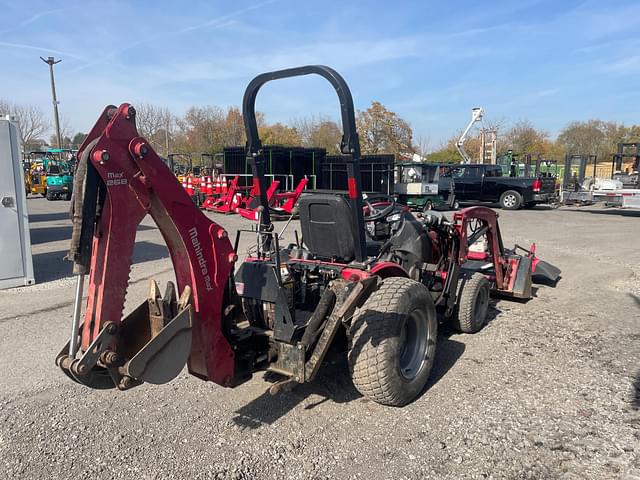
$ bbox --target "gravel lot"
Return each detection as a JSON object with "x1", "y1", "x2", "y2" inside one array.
[{"x1": 1, "y1": 197, "x2": 639, "y2": 479}]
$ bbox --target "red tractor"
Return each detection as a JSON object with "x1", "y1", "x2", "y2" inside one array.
[{"x1": 58, "y1": 66, "x2": 560, "y2": 406}]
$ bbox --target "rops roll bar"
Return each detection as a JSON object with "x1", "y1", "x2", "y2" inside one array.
[{"x1": 241, "y1": 65, "x2": 366, "y2": 261}]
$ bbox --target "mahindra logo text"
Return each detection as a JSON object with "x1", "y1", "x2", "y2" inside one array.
[{"x1": 188, "y1": 227, "x2": 213, "y2": 291}]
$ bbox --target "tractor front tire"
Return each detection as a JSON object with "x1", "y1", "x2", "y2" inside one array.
[
  {"x1": 452, "y1": 273, "x2": 490, "y2": 333},
  {"x1": 500, "y1": 190, "x2": 523, "y2": 210},
  {"x1": 348, "y1": 277, "x2": 437, "y2": 407},
  {"x1": 46, "y1": 191, "x2": 54, "y2": 201}
]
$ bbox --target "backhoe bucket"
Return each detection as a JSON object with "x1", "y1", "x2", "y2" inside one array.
[
  {"x1": 119, "y1": 281, "x2": 193, "y2": 385},
  {"x1": 57, "y1": 281, "x2": 193, "y2": 390}
]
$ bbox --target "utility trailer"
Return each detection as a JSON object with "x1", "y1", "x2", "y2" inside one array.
[{"x1": 560, "y1": 153, "x2": 640, "y2": 208}]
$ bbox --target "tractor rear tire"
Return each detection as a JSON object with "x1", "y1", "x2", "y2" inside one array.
[
  {"x1": 452, "y1": 273, "x2": 490, "y2": 333},
  {"x1": 500, "y1": 190, "x2": 523, "y2": 210},
  {"x1": 348, "y1": 277, "x2": 437, "y2": 407}
]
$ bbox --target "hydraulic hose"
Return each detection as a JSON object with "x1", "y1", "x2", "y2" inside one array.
[
  {"x1": 301, "y1": 288, "x2": 336, "y2": 349},
  {"x1": 68, "y1": 140, "x2": 96, "y2": 266}
]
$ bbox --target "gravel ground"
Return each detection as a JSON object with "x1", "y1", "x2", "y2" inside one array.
[{"x1": 1, "y1": 198, "x2": 639, "y2": 479}]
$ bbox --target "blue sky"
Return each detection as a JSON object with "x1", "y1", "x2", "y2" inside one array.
[{"x1": 1, "y1": 0, "x2": 639, "y2": 149}]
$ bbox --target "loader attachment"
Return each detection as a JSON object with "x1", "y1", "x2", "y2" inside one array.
[
  {"x1": 513, "y1": 243, "x2": 561, "y2": 285},
  {"x1": 57, "y1": 104, "x2": 239, "y2": 390},
  {"x1": 532, "y1": 259, "x2": 561, "y2": 285},
  {"x1": 453, "y1": 207, "x2": 561, "y2": 300}
]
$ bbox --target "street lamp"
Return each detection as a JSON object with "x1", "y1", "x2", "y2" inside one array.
[{"x1": 40, "y1": 56, "x2": 62, "y2": 149}]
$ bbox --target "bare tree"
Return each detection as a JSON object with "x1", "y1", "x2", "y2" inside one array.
[
  {"x1": 501, "y1": 119, "x2": 549, "y2": 155},
  {"x1": 49, "y1": 115, "x2": 74, "y2": 148},
  {"x1": 178, "y1": 105, "x2": 226, "y2": 153},
  {"x1": 292, "y1": 115, "x2": 342, "y2": 153},
  {"x1": 0, "y1": 99, "x2": 50, "y2": 150},
  {"x1": 414, "y1": 133, "x2": 431, "y2": 158},
  {"x1": 556, "y1": 119, "x2": 640, "y2": 162},
  {"x1": 135, "y1": 103, "x2": 176, "y2": 156}
]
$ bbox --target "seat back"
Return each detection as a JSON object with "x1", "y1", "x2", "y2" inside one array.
[{"x1": 298, "y1": 193, "x2": 357, "y2": 262}]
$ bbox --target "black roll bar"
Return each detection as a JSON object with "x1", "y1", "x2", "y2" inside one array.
[{"x1": 241, "y1": 65, "x2": 366, "y2": 261}]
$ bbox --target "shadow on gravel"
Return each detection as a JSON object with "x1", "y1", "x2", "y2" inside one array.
[
  {"x1": 425, "y1": 336, "x2": 466, "y2": 390},
  {"x1": 232, "y1": 359, "x2": 360, "y2": 429},
  {"x1": 630, "y1": 293, "x2": 640, "y2": 309},
  {"x1": 458, "y1": 202, "x2": 556, "y2": 211},
  {"x1": 30, "y1": 224, "x2": 155, "y2": 245},
  {"x1": 28, "y1": 211, "x2": 71, "y2": 223},
  {"x1": 32, "y1": 240, "x2": 170, "y2": 282},
  {"x1": 232, "y1": 322, "x2": 471, "y2": 428},
  {"x1": 568, "y1": 208, "x2": 640, "y2": 218},
  {"x1": 633, "y1": 371, "x2": 640, "y2": 410}
]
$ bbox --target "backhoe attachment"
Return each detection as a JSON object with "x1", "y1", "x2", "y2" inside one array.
[{"x1": 56, "y1": 104, "x2": 238, "y2": 390}]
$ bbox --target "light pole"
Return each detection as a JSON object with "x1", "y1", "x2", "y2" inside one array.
[{"x1": 40, "y1": 56, "x2": 62, "y2": 149}]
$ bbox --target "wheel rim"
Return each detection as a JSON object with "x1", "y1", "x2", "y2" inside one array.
[
  {"x1": 474, "y1": 287, "x2": 489, "y2": 324},
  {"x1": 399, "y1": 309, "x2": 431, "y2": 380},
  {"x1": 503, "y1": 194, "x2": 517, "y2": 207}
]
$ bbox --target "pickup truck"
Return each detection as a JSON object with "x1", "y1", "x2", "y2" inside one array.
[{"x1": 442, "y1": 164, "x2": 556, "y2": 210}]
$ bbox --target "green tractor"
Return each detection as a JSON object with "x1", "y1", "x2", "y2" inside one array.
[
  {"x1": 45, "y1": 163, "x2": 73, "y2": 200},
  {"x1": 44, "y1": 149, "x2": 75, "y2": 201}
]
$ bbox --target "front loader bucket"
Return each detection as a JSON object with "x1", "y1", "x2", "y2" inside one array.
[{"x1": 532, "y1": 259, "x2": 561, "y2": 285}]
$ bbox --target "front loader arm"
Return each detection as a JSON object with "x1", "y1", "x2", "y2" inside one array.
[{"x1": 58, "y1": 104, "x2": 239, "y2": 389}]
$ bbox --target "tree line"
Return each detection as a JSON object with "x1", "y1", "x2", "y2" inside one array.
[
  {"x1": 2, "y1": 97, "x2": 638, "y2": 164},
  {"x1": 428, "y1": 118, "x2": 640, "y2": 164}
]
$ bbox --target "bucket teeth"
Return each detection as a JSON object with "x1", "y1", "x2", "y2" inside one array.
[
  {"x1": 178, "y1": 285, "x2": 192, "y2": 311},
  {"x1": 163, "y1": 282, "x2": 177, "y2": 319},
  {"x1": 148, "y1": 280, "x2": 162, "y2": 317}
]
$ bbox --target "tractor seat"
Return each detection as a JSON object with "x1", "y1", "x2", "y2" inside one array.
[{"x1": 298, "y1": 193, "x2": 358, "y2": 262}]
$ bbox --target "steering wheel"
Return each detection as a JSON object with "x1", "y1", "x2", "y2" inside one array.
[{"x1": 363, "y1": 194, "x2": 397, "y2": 222}]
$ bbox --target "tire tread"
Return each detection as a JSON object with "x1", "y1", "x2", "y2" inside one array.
[{"x1": 348, "y1": 277, "x2": 435, "y2": 406}]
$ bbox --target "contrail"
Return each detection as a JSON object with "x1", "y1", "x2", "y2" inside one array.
[
  {"x1": 0, "y1": 40, "x2": 83, "y2": 60},
  {"x1": 71, "y1": 0, "x2": 277, "y2": 72},
  {"x1": 0, "y1": 8, "x2": 65, "y2": 36}
]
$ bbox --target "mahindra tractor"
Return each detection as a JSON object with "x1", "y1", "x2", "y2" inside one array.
[{"x1": 57, "y1": 66, "x2": 560, "y2": 406}]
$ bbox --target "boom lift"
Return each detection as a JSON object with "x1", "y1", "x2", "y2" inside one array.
[
  {"x1": 456, "y1": 107, "x2": 484, "y2": 164},
  {"x1": 56, "y1": 66, "x2": 559, "y2": 406}
]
